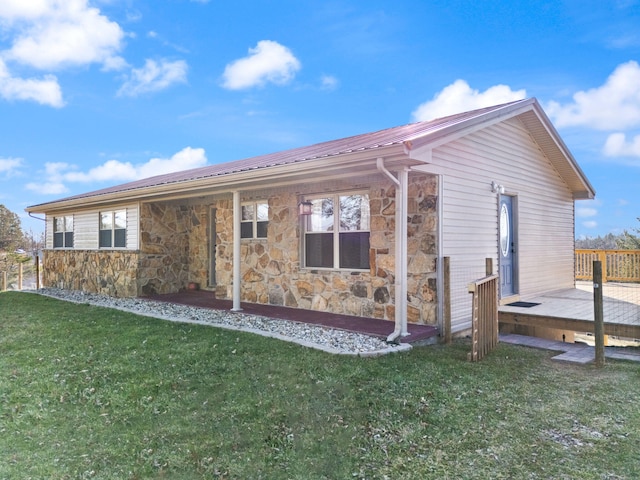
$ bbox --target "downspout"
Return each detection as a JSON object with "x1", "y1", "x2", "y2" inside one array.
[
  {"x1": 436, "y1": 174, "x2": 445, "y2": 336},
  {"x1": 231, "y1": 190, "x2": 242, "y2": 311},
  {"x1": 376, "y1": 158, "x2": 409, "y2": 343}
]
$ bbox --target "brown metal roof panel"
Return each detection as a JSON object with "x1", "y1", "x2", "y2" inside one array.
[{"x1": 26, "y1": 100, "x2": 532, "y2": 210}]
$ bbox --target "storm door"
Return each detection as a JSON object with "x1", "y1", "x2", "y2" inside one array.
[{"x1": 499, "y1": 195, "x2": 517, "y2": 297}]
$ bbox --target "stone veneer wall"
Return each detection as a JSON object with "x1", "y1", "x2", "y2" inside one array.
[
  {"x1": 43, "y1": 250, "x2": 139, "y2": 297},
  {"x1": 138, "y1": 202, "x2": 209, "y2": 295},
  {"x1": 41, "y1": 173, "x2": 438, "y2": 323},
  {"x1": 215, "y1": 173, "x2": 438, "y2": 324}
]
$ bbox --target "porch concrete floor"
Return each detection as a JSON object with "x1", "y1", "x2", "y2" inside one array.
[{"x1": 145, "y1": 290, "x2": 439, "y2": 345}]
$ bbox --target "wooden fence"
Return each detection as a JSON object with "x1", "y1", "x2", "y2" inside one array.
[
  {"x1": 0, "y1": 256, "x2": 41, "y2": 291},
  {"x1": 575, "y1": 250, "x2": 640, "y2": 283},
  {"x1": 1, "y1": 263, "x2": 24, "y2": 291},
  {"x1": 467, "y1": 273, "x2": 499, "y2": 362}
]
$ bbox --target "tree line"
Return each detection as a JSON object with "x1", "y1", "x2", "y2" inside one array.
[{"x1": 576, "y1": 219, "x2": 640, "y2": 250}]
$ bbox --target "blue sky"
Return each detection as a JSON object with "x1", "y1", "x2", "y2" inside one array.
[{"x1": 1, "y1": 0, "x2": 639, "y2": 239}]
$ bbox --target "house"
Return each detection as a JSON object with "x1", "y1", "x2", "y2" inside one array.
[{"x1": 26, "y1": 98, "x2": 595, "y2": 338}]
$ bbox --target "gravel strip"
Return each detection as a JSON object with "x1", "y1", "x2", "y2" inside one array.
[{"x1": 30, "y1": 288, "x2": 409, "y2": 356}]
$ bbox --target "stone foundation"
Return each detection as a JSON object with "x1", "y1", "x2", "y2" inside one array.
[{"x1": 43, "y1": 249, "x2": 138, "y2": 297}]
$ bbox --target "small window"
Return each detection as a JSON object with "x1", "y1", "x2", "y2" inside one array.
[
  {"x1": 53, "y1": 216, "x2": 74, "y2": 248},
  {"x1": 241, "y1": 202, "x2": 268, "y2": 239},
  {"x1": 304, "y1": 193, "x2": 370, "y2": 270},
  {"x1": 99, "y1": 210, "x2": 127, "y2": 248}
]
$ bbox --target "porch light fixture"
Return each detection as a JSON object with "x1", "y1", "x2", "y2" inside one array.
[
  {"x1": 491, "y1": 181, "x2": 505, "y2": 194},
  {"x1": 298, "y1": 200, "x2": 313, "y2": 216}
]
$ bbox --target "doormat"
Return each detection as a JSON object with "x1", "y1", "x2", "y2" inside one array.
[{"x1": 506, "y1": 301, "x2": 541, "y2": 308}]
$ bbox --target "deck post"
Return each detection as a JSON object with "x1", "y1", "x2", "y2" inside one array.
[
  {"x1": 35, "y1": 255, "x2": 40, "y2": 290},
  {"x1": 485, "y1": 257, "x2": 493, "y2": 276},
  {"x1": 598, "y1": 251, "x2": 607, "y2": 283},
  {"x1": 593, "y1": 260, "x2": 605, "y2": 368},
  {"x1": 443, "y1": 257, "x2": 451, "y2": 344}
]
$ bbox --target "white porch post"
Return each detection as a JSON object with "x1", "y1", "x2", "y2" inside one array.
[
  {"x1": 232, "y1": 190, "x2": 242, "y2": 311},
  {"x1": 396, "y1": 167, "x2": 409, "y2": 337}
]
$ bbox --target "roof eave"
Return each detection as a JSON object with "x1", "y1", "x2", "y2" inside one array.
[{"x1": 26, "y1": 145, "x2": 416, "y2": 214}]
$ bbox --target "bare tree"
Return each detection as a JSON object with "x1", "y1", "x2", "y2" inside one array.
[{"x1": 0, "y1": 204, "x2": 24, "y2": 252}]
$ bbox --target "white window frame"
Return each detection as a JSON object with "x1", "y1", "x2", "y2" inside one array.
[
  {"x1": 240, "y1": 201, "x2": 269, "y2": 239},
  {"x1": 99, "y1": 210, "x2": 127, "y2": 249},
  {"x1": 53, "y1": 215, "x2": 74, "y2": 249},
  {"x1": 303, "y1": 191, "x2": 370, "y2": 271}
]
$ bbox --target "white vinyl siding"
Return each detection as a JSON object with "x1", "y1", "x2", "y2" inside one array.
[
  {"x1": 415, "y1": 117, "x2": 576, "y2": 333},
  {"x1": 45, "y1": 204, "x2": 139, "y2": 250}
]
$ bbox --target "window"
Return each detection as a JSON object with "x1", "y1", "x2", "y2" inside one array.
[
  {"x1": 304, "y1": 193, "x2": 370, "y2": 270},
  {"x1": 53, "y1": 216, "x2": 74, "y2": 248},
  {"x1": 99, "y1": 210, "x2": 127, "y2": 248},
  {"x1": 241, "y1": 202, "x2": 268, "y2": 239}
]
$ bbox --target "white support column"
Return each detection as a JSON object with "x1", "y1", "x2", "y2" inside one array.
[
  {"x1": 396, "y1": 167, "x2": 409, "y2": 337},
  {"x1": 231, "y1": 190, "x2": 242, "y2": 311}
]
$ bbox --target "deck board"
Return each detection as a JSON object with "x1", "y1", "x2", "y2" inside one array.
[{"x1": 499, "y1": 281, "x2": 640, "y2": 338}]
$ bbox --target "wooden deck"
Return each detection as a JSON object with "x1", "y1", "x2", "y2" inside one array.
[{"x1": 499, "y1": 281, "x2": 640, "y2": 339}]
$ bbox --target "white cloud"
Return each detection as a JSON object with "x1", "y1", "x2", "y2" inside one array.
[
  {"x1": 0, "y1": 1, "x2": 51, "y2": 20},
  {"x1": 582, "y1": 220, "x2": 598, "y2": 229},
  {"x1": 25, "y1": 181, "x2": 69, "y2": 195},
  {"x1": 577, "y1": 207, "x2": 598, "y2": 217},
  {"x1": 65, "y1": 147, "x2": 207, "y2": 183},
  {"x1": 0, "y1": 59, "x2": 64, "y2": 107},
  {"x1": 546, "y1": 61, "x2": 640, "y2": 130},
  {"x1": 221, "y1": 40, "x2": 301, "y2": 90},
  {"x1": 412, "y1": 79, "x2": 526, "y2": 122},
  {"x1": 603, "y1": 132, "x2": 640, "y2": 157},
  {"x1": 320, "y1": 74, "x2": 339, "y2": 91},
  {"x1": 117, "y1": 59, "x2": 188, "y2": 97},
  {"x1": 0, "y1": 0, "x2": 129, "y2": 106},
  {"x1": 1, "y1": 0, "x2": 126, "y2": 71},
  {"x1": 0, "y1": 156, "x2": 23, "y2": 176},
  {"x1": 26, "y1": 148, "x2": 207, "y2": 194}
]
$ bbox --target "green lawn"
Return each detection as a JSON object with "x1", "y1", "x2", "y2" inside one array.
[{"x1": 1, "y1": 291, "x2": 639, "y2": 479}]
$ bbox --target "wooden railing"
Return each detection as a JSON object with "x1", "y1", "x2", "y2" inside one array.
[
  {"x1": 575, "y1": 250, "x2": 640, "y2": 283},
  {"x1": 467, "y1": 273, "x2": 499, "y2": 362}
]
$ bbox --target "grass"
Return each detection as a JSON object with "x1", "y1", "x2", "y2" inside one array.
[{"x1": 1, "y1": 291, "x2": 639, "y2": 479}]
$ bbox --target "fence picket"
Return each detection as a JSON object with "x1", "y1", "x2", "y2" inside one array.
[
  {"x1": 576, "y1": 250, "x2": 640, "y2": 283},
  {"x1": 467, "y1": 273, "x2": 499, "y2": 362}
]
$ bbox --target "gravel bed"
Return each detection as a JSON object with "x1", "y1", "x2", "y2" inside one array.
[{"x1": 32, "y1": 288, "x2": 409, "y2": 356}]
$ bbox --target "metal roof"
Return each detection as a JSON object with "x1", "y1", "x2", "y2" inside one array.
[{"x1": 26, "y1": 98, "x2": 594, "y2": 211}]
